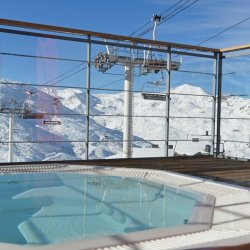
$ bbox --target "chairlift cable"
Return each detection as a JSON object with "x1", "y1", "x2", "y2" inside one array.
[
  {"x1": 140, "y1": 1, "x2": 191, "y2": 101},
  {"x1": 0, "y1": 52, "x2": 84, "y2": 63},
  {"x1": 102, "y1": 72, "x2": 124, "y2": 76},
  {"x1": 0, "y1": 50, "x2": 85, "y2": 94},
  {"x1": 95, "y1": 1, "x2": 194, "y2": 88},
  {"x1": 161, "y1": 0, "x2": 200, "y2": 26},
  {"x1": 42, "y1": 63, "x2": 85, "y2": 86},
  {"x1": 136, "y1": 0, "x2": 199, "y2": 38},
  {"x1": 83, "y1": 1, "x2": 192, "y2": 90},
  {"x1": 160, "y1": 0, "x2": 187, "y2": 16},
  {"x1": 43, "y1": 66, "x2": 87, "y2": 87},
  {"x1": 172, "y1": 15, "x2": 250, "y2": 60},
  {"x1": 129, "y1": 0, "x2": 186, "y2": 37},
  {"x1": 30, "y1": 63, "x2": 86, "y2": 95},
  {"x1": 130, "y1": 0, "x2": 186, "y2": 37},
  {"x1": 107, "y1": 0, "x2": 188, "y2": 57},
  {"x1": 197, "y1": 16, "x2": 250, "y2": 46},
  {"x1": 94, "y1": 77, "x2": 124, "y2": 90},
  {"x1": 24, "y1": 1, "x2": 194, "y2": 92},
  {"x1": 4, "y1": 0, "x2": 198, "y2": 97}
]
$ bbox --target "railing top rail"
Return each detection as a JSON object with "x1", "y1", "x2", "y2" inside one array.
[
  {"x1": 0, "y1": 18, "x2": 220, "y2": 53},
  {"x1": 220, "y1": 44, "x2": 250, "y2": 53}
]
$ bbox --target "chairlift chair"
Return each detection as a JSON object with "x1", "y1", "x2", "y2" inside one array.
[
  {"x1": 141, "y1": 73, "x2": 167, "y2": 101},
  {"x1": 43, "y1": 120, "x2": 61, "y2": 125},
  {"x1": 22, "y1": 91, "x2": 44, "y2": 119},
  {"x1": 0, "y1": 98, "x2": 23, "y2": 113},
  {"x1": 43, "y1": 97, "x2": 62, "y2": 125},
  {"x1": 141, "y1": 58, "x2": 181, "y2": 75}
]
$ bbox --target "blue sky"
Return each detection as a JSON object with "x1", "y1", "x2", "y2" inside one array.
[
  {"x1": 0, "y1": 0, "x2": 250, "y2": 95},
  {"x1": 1, "y1": 0, "x2": 250, "y2": 47}
]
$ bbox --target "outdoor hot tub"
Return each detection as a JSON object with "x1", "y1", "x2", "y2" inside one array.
[{"x1": 0, "y1": 166, "x2": 215, "y2": 250}]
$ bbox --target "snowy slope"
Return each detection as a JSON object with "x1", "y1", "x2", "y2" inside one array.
[{"x1": 0, "y1": 80, "x2": 249, "y2": 162}]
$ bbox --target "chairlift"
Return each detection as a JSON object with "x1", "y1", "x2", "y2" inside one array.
[
  {"x1": 94, "y1": 52, "x2": 118, "y2": 72},
  {"x1": 43, "y1": 96, "x2": 62, "y2": 125},
  {"x1": 141, "y1": 59, "x2": 181, "y2": 75},
  {"x1": 94, "y1": 39, "x2": 119, "y2": 73},
  {"x1": 141, "y1": 70, "x2": 166, "y2": 101},
  {"x1": 0, "y1": 98, "x2": 22, "y2": 113},
  {"x1": 22, "y1": 91, "x2": 44, "y2": 119},
  {"x1": 141, "y1": 14, "x2": 182, "y2": 76},
  {"x1": 43, "y1": 120, "x2": 61, "y2": 125},
  {"x1": 141, "y1": 82, "x2": 166, "y2": 101}
]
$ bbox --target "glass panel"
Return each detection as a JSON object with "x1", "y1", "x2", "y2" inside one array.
[
  {"x1": 223, "y1": 141, "x2": 250, "y2": 160},
  {"x1": 132, "y1": 140, "x2": 168, "y2": 158},
  {"x1": 89, "y1": 89, "x2": 124, "y2": 116},
  {"x1": 133, "y1": 116, "x2": 165, "y2": 141},
  {"x1": 3, "y1": 27, "x2": 242, "y2": 161},
  {"x1": 221, "y1": 55, "x2": 250, "y2": 159},
  {"x1": 169, "y1": 118, "x2": 212, "y2": 156},
  {"x1": 0, "y1": 33, "x2": 87, "y2": 162},
  {"x1": 88, "y1": 141, "x2": 123, "y2": 159},
  {"x1": 170, "y1": 94, "x2": 213, "y2": 118},
  {"x1": 2, "y1": 142, "x2": 85, "y2": 162}
]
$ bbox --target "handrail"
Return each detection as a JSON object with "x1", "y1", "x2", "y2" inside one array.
[
  {"x1": 0, "y1": 18, "x2": 220, "y2": 53},
  {"x1": 220, "y1": 44, "x2": 250, "y2": 53}
]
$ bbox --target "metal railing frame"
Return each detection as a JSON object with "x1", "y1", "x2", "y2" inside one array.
[{"x1": 0, "y1": 19, "x2": 249, "y2": 161}]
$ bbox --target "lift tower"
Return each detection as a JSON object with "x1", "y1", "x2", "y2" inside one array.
[
  {"x1": 0, "y1": 99, "x2": 22, "y2": 162},
  {"x1": 94, "y1": 15, "x2": 181, "y2": 158}
]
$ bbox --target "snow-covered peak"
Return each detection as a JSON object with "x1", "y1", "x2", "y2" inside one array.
[
  {"x1": 0, "y1": 78, "x2": 20, "y2": 84},
  {"x1": 0, "y1": 79, "x2": 249, "y2": 161},
  {"x1": 171, "y1": 83, "x2": 209, "y2": 95}
]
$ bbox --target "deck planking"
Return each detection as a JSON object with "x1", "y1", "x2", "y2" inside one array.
[
  {"x1": 0, "y1": 156, "x2": 249, "y2": 188},
  {"x1": 74, "y1": 156, "x2": 250, "y2": 188}
]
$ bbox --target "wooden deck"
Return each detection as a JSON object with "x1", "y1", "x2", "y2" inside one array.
[
  {"x1": 74, "y1": 156, "x2": 250, "y2": 188},
  {"x1": 0, "y1": 156, "x2": 250, "y2": 249},
  {"x1": 1, "y1": 156, "x2": 250, "y2": 188}
]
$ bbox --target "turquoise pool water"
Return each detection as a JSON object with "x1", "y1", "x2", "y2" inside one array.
[{"x1": 0, "y1": 172, "x2": 199, "y2": 246}]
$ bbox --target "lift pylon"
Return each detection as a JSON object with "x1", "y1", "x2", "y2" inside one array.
[
  {"x1": 94, "y1": 14, "x2": 182, "y2": 158},
  {"x1": 94, "y1": 14, "x2": 181, "y2": 74}
]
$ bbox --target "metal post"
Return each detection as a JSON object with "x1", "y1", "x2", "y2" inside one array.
[
  {"x1": 216, "y1": 52, "x2": 223, "y2": 157},
  {"x1": 8, "y1": 112, "x2": 14, "y2": 162},
  {"x1": 211, "y1": 52, "x2": 218, "y2": 156},
  {"x1": 85, "y1": 35, "x2": 91, "y2": 160},
  {"x1": 123, "y1": 65, "x2": 134, "y2": 158},
  {"x1": 165, "y1": 46, "x2": 171, "y2": 157}
]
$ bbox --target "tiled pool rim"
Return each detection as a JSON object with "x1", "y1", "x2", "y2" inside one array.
[{"x1": 0, "y1": 164, "x2": 249, "y2": 250}]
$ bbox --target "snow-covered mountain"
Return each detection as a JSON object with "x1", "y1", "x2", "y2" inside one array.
[{"x1": 0, "y1": 79, "x2": 249, "y2": 162}]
